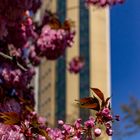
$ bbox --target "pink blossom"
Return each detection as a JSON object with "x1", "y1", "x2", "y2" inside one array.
[
  {"x1": 37, "y1": 25, "x2": 75, "y2": 60},
  {"x1": 101, "y1": 108, "x2": 110, "y2": 117},
  {"x1": 68, "y1": 56, "x2": 85, "y2": 73},
  {"x1": 85, "y1": 0, "x2": 124, "y2": 7},
  {"x1": 0, "y1": 98, "x2": 21, "y2": 113},
  {"x1": 84, "y1": 118, "x2": 94, "y2": 128},
  {"x1": 0, "y1": 124, "x2": 25, "y2": 140}
]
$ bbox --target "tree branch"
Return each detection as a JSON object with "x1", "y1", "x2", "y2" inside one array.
[{"x1": 0, "y1": 52, "x2": 27, "y2": 72}]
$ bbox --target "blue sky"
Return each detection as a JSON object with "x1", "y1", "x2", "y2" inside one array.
[{"x1": 111, "y1": 0, "x2": 140, "y2": 140}]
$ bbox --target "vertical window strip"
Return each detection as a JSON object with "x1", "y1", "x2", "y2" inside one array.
[
  {"x1": 79, "y1": 0, "x2": 90, "y2": 120},
  {"x1": 56, "y1": 0, "x2": 67, "y2": 122}
]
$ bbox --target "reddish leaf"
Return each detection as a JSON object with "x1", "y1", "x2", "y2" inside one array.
[
  {"x1": 39, "y1": 129, "x2": 51, "y2": 140},
  {"x1": 102, "y1": 97, "x2": 111, "y2": 108},
  {"x1": 108, "y1": 102, "x2": 111, "y2": 110},
  {"x1": 0, "y1": 112, "x2": 20, "y2": 125},
  {"x1": 80, "y1": 103, "x2": 97, "y2": 109},
  {"x1": 78, "y1": 97, "x2": 93, "y2": 103},
  {"x1": 91, "y1": 88, "x2": 105, "y2": 102},
  {"x1": 49, "y1": 18, "x2": 61, "y2": 29},
  {"x1": 76, "y1": 96, "x2": 100, "y2": 111},
  {"x1": 63, "y1": 20, "x2": 75, "y2": 31},
  {"x1": 105, "y1": 97, "x2": 111, "y2": 104}
]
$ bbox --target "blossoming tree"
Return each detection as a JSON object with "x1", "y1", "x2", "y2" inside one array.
[{"x1": 0, "y1": 0, "x2": 123, "y2": 139}]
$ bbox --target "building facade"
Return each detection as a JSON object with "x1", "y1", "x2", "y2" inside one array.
[{"x1": 35, "y1": 1, "x2": 111, "y2": 137}]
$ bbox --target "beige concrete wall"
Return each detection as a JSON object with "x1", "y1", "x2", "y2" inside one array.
[
  {"x1": 66, "y1": 0, "x2": 80, "y2": 123},
  {"x1": 38, "y1": 0, "x2": 57, "y2": 126},
  {"x1": 39, "y1": 59, "x2": 56, "y2": 126},
  {"x1": 89, "y1": 7, "x2": 111, "y2": 99},
  {"x1": 89, "y1": 6, "x2": 111, "y2": 140}
]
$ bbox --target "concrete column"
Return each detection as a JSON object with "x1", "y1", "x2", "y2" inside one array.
[
  {"x1": 66, "y1": 0, "x2": 80, "y2": 123},
  {"x1": 89, "y1": 6, "x2": 111, "y2": 140},
  {"x1": 89, "y1": 7, "x2": 111, "y2": 99}
]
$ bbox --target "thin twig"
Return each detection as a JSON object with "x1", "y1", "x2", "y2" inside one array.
[{"x1": 0, "y1": 52, "x2": 27, "y2": 72}]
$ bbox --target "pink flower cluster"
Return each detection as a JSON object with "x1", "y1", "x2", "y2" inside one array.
[
  {"x1": 0, "y1": 106, "x2": 120, "y2": 140},
  {"x1": 37, "y1": 25, "x2": 75, "y2": 60},
  {"x1": 47, "y1": 112, "x2": 119, "y2": 139},
  {"x1": 0, "y1": 98, "x2": 21, "y2": 114},
  {"x1": 0, "y1": 66, "x2": 34, "y2": 89},
  {"x1": 96, "y1": 108, "x2": 115, "y2": 136},
  {"x1": 0, "y1": 124, "x2": 25, "y2": 140},
  {"x1": 0, "y1": 0, "x2": 33, "y2": 39},
  {"x1": 68, "y1": 56, "x2": 85, "y2": 74},
  {"x1": 85, "y1": 0, "x2": 124, "y2": 7},
  {"x1": 46, "y1": 111, "x2": 119, "y2": 140}
]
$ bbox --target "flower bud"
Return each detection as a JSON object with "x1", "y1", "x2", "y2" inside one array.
[
  {"x1": 58, "y1": 120, "x2": 64, "y2": 125},
  {"x1": 115, "y1": 115, "x2": 120, "y2": 121},
  {"x1": 106, "y1": 128, "x2": 113, "y2": 136},
  {"x1": 94, "y1": 128, "x2": 101, "y2": 137}
]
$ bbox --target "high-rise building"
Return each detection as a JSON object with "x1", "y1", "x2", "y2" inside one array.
[{"x1": 35, "y1": 1, "x2": 111, "y2": 136}]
